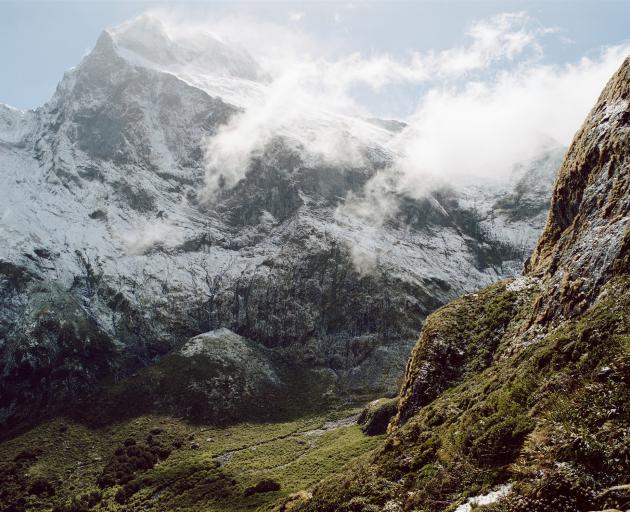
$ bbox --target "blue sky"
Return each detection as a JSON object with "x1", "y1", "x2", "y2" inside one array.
[{"x1": 1, "y1": 0, "x2": 629, "y2": 112}]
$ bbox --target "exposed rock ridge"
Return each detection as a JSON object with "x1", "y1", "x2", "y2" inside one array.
[
  {"x1": 394, "y1": 281, "x2": 522, "y2": 426},
  {"x1": 394, "y1": 55, "x2": 630, "y2": 431},
  {"x1": 526, "y1": 56, "x2": 629, "y2": 321}
]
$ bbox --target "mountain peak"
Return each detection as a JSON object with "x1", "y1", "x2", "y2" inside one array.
[
  {"x1": 92, "y1": 29, "x2": 117, "y2": 55},
  {"x1": 106, "y1": 14, "x2": 267, "y2": 82},
  {"x1": 106, "y1": 14, "x2": 175, "y2": 67}
]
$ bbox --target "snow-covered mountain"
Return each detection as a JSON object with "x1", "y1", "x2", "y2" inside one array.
[{"x1": 0, "y1": 15, "x2": 562, "y2": 430}]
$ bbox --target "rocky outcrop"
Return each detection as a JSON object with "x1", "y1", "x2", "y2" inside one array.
[
  {"x1": 393, "y1": 281, "x2": 523, "y2": 426},
  {"x1": 72, "y1": 328, "x2": 336, "y2": 426},
  {"x1": 526, "y1": 56, "x2": 629, "y2": 322},
  {"x1": 358, "y1": 398, "x2": 399, "y2": 436},
  {"x1": 395, "y1": 56, "x2": 630, "y2": 428}
]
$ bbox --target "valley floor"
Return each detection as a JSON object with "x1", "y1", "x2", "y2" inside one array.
[{"x1": 0, "y1": 408, "x2": 382, "y2": 511}]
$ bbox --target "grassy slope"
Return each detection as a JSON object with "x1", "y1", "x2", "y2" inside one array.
[
  {"x1": 0, "y1": 407, "x2": 382, "y2": 512},
  {"x1": 300, "y1": 276, "x2": 630, "y2": 512}
]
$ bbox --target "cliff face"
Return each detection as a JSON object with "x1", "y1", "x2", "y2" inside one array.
[
  {"x1": 526, "y1": 56, "x2": 629, "y2": 320},
  {"x1": 299, "y1": 57, "x2": 630, "y2": 512},
  {"x1": 395, "y1": 57, "x2": 630, "y2": 430}
]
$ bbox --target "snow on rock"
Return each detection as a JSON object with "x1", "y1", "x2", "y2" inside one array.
[
  {"x1": 180, "y1": 328, "x2": 281, "y2": 386},
  {"x1": 0, "y1": 15, "x2": 561, "y2": 427},
  {"x1": 454, "y1": 484, "x2": 513, "y2": 512},
  {"x1": 506, "y1": 275, "x2": 537, "y2": 292},
  {"x1": 181, "y1": 328, "x2": 250, "y2": 357},
  {"x1": 110, "y1": 14, "x2": 267, "y2": 83},
  {"x1": 0, "y1": 104, "x2": 36, "y2": 145}
]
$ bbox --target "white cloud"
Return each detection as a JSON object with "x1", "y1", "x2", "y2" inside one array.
[
  {"x1": 199, "y1": 11, "x2": 562, "y2": 198},
  {"x1": 338, "y1": 43, "x2": 630, "y2": 228},
  {"x1": 121, "y1": 220, "x2": 184, "y2": 255},
  {"x1": 139, "y1": 10, "x2": 628, "y2": 204},
  {"x1": 319, "y1": 11, "x2": 545, "y2": 91},
  {"x1": 289, "y1": 11, "x2": 304, "y2": 22},
  {"x1": 392, "y1": 44, "x2": 630, "y2": 194},
  {"x1": 201, "y1": 62, "x2": 377, "y2": 199}
]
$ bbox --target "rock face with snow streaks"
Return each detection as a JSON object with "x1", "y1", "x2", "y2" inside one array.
[
  {"x1": 0, "y1": 15, "x2": 559, "y2": 431},
  {"x1": 526, "y1": 56, "x2": 630, "y2": 323}
]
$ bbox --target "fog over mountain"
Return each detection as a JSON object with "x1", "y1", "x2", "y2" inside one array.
[
  {"x1": 0, "y1": 5, "x2": 628, "y2": 512},
  {"x1": 0, "y1": 12, "x2": 594, "y2": 429}
]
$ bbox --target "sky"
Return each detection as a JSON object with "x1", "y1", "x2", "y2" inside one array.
[{"x1": 1, "y1": 0, "x2": 629, "y2": 114}]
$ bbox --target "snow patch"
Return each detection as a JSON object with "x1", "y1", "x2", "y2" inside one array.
[
  {"x1": 506, "y1": 276, "x2": 537, "y2": 292},
  {"x1": 454, "y1": 483, "x2": 513, "y2": 512},
  {"x1": 604, "y1": 99, "x2": 628, "y2": 119},
  {"x1": 180, "y1": 328, "x2": 247, "y2": 357},
  {"x1": 180, "y1": 328, "x2": 281, "y2": 385}
]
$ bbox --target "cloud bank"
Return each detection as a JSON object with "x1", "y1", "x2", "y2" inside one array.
[
  {"x1": 141, "y1": 9, "x2": 629, "y2": 204},
  {"x1": 393, "y1": 44, "x2": 630, "y2": 193},
  {"x1": 122, "y1": 220, "x2": 184, "y2": 256}
]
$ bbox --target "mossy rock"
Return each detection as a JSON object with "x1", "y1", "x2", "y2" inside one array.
[
  {"x1": 74, "y1": 328, "x2": 337, "y2": 427},
  {"x1": 358, "y1": 398, "x2": 399, "y2": 436},
  {"x1": 302, "y1": 275, "x2": 630, "y2": 511}
]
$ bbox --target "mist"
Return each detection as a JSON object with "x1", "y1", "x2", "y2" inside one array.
[
  {"x1": 118, "y1": 8, "x2": 629, "y2": 225},
  {"x1": 152, "y1": 9, "x2": 628, "y2": 204}
]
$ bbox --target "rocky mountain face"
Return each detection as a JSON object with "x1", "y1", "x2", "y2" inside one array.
[
  {"x1": 525, "y1": 57, "x2": 630, "y2": 323},
  {"x1": 0, "y1": 15, "x2": 560, "y2": 434},
  {"x1": 300, "y1": 57, "x2": 629, "y2": 512}
]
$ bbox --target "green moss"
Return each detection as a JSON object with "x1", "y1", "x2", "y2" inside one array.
[
  {"x1": 468, "y1": 414, "x2": 535, "y2": 465},
  {"x1": 396, "y1": 281, "x2": 523, "y2": 425},
  {"x1": 304, "y1": 276, "x2": 630, "y2": 512}
]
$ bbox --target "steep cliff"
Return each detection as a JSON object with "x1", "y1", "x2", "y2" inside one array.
[
  {"x1": 299, "y1": 56, "x2": 629, "y2": 512},
  {"x1": 525, "y1": 55, "x2": 630, "y2": 323}
]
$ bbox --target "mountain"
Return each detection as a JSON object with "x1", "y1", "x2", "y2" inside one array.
[
  {"x1": 299, "y1": 56, "x2": 630, "y2": 512},
  {"x1": 0, "y1": 14, "x2": 560, "y2": 433}
]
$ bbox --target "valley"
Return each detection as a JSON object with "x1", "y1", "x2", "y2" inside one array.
[{"x1": 0, "y1": 407, "x2": 380, "y2": 511}]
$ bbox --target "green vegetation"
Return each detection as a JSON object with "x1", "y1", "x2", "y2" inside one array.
[
  {"x1": 395, "y1": 281, "x2": 522, "y2": 425},
  {"x1": 97, "y1": 435, "x2": 172, "y2": 489},
  {"x1": 4, "y1": 276, "x2": 626, "y2": 512},
  {"x1": 65, "y1": 333, "x2": 339, "y2": 430},
  {"x1": 244, "y1": 480, "x2": 281, "y2": 496},
  {"x1": 302, "y1": 276, "x2": 630, "y2": 512},
  {"x1": 0, "y1": 407, "x2": 381, "y2": 512}
]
